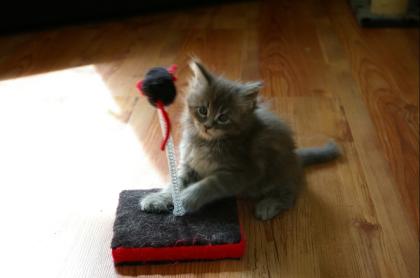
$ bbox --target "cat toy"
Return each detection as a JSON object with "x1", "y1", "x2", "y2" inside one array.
[{"x1": 111, "y1": 64, "x2": 245, "y2": 265}]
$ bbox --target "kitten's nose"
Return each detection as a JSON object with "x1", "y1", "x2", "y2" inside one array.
[{"x1": 204, "y1": 124, "x2": 212, "y2": 131}]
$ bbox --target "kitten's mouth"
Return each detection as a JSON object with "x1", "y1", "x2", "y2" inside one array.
[
  {"x1": 199, "y1": 128, "x2": 214, "y2": 140},
  {"x1": 197, "y1": 125, "x2": 222, "y2": 140}
]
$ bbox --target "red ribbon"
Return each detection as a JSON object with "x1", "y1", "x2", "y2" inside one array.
[{"x1": 156, "y1": 100, "x2": 171, "y2": 151}]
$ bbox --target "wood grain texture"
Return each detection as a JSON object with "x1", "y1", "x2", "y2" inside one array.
[
  {"x1": 0, "y1": 1, "x2": 418, "y2": 277},
  {"x1": 326, "y1": 0, "x2": 419, "y2": 231}
]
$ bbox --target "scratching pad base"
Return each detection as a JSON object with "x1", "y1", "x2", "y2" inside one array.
[{"x1": 111, "y1": 190, "x2": 245, "y2": 264}]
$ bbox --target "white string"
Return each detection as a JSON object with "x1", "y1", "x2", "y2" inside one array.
[{"x1": 157, "y1": 110, "x2": 186, "y2": 216}]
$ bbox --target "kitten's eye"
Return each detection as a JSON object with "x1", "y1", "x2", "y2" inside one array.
[
  {"x1": 217, "y1": 114, "x2": 229, "y2": 124},
  {"x1": 197, "y1": 106, "x2": 208, "y2": 117}
]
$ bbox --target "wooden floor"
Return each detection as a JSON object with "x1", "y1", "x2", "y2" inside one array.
[{"x1": 0, "y1": 0, "x2": 418, "y2": 277}]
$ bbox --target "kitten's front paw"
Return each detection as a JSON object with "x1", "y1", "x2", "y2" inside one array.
[
  {"x1": 140, "y1": 192, "x2": 172, "y2": 213},
  {"x1": 180, "y1": 187, "x2": 202, "y2": 213},
  {"x1": 255, "y1": 199, "x2": 283, "y2": 220}
]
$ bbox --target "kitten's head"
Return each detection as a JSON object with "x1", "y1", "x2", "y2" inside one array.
[{"x1": 186, "y1": 60, "x2": 262, "y2": 140}]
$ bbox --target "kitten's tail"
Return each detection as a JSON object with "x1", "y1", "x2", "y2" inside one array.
[{"x1": 296, "y1": 140, "x2": 342, "y2": 167}]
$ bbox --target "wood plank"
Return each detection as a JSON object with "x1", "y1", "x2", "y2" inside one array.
[
  {"x1": 327, "y1": 0, "x2": 419, "y2": 231},
  {"x1": 316, "y1": 16, "x2": 418, "y2": 277}
]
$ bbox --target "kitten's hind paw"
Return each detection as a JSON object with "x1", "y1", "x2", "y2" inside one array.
[{"x1": 140, "y1": 192, "x2": 173, "y2": 213}]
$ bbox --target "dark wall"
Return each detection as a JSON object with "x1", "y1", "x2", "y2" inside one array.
[{"x1": 0, "y1": 0, "x2": 242, "y2": 35}]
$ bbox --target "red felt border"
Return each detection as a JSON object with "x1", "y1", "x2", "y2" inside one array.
[{"x1": 112, "y1": 237, "x2": 246, "y2": 264}]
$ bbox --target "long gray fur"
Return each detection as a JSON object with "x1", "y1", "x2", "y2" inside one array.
[{"x1": 140, "y1": 60, "x2": 341, "y2": 220}]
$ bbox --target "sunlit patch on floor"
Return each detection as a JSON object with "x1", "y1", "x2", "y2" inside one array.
[{"x1": 0, "y1": 66, "x2": 165, "y2": 275}]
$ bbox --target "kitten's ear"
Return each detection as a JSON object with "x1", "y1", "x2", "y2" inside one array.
[
  {"x1": 189, "y1": 59, "x2": 213, "y2": 85},
  {"x1": 241, "y1": 81, "x2": 263, "y2": 103},
  {"x1": 239, "y1": 81, "x2": 262, "y2": 110}
]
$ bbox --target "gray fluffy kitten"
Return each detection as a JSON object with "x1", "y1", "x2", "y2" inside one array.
[{"x1": 140, "y1": 60, "x2": 340, "y2": 220}]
